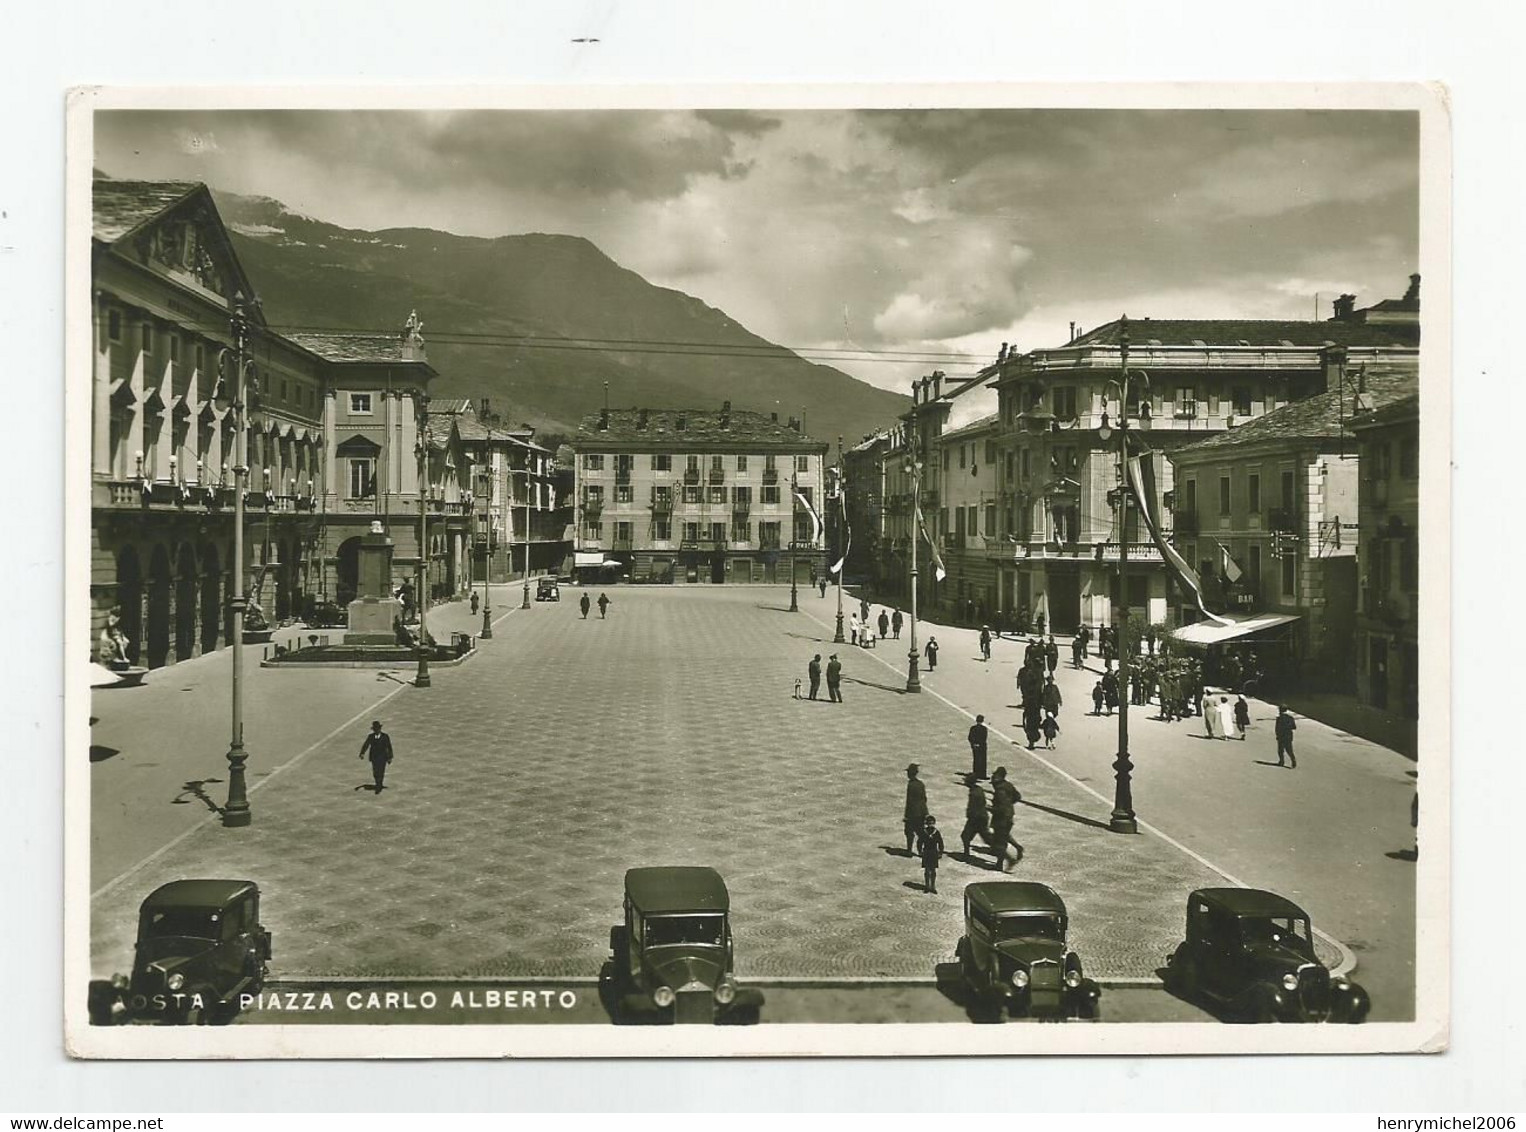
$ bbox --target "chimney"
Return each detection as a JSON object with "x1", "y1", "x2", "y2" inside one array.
[
  {"x1": 1404, "y1": 273, "x2": 1421, "y2": 305},
  {"x1": 598, "y1": 408, "x2": 609, "y2": 431},
  {"x1": 910, "y1": 381, "x2": 920, "y2": 405},
  {"x1": 932, "y1": 371, "x2": 944, "y2": 400},
  {"x1": 722, "y1": 400, "x2": 731, "y2": 413},
  {"x1": 1321, "y1": 345, "x2": 1347, "y2": 395},
  {"x1": 1069, "y1": 321, "x2": 1077, "y2": 342},
  {"x1": 998, "y1": 342, "x2": 1009, "y2": 362},
  {"x1": 1333, "y1": 294, "x2": 1357, "y2": 321},
  {"x1": 771, "y1": 411, "x2": 778, "y2": 422},
  {"x1": 637, "y1": 408, "x2": 649, "y2": 430},
  {"x1": 676, "y1": 414, "x2": 686, "y2": 431},
  {"x1": 479, "y1": 397, "x2": 491, "y2": 420}
]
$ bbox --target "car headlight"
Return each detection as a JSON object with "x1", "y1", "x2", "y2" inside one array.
[
  {"x1": 1065, "y1": 969, "x2": 1082, "y2": 988},
  {"x1": 1010, "y1": 969, "x2": 1029, "y2": 988},
  {"x1": 167, "y1": 973, "x2": 185, "y2": 991},
  {"x1": 714, "y1": 980, "x2": 737, "y2": 1005},
  {"x1": 652, "y1": 985, "x2": 676, "y2": 1008},
  {"x1": 1281, "y1": 973, "x2": 1299, "y2": 991}
]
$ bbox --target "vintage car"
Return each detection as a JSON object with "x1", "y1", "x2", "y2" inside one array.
[
  {"x1": 1164, "y1": 887, "x2": 1370, "y2": 1023},
  {"x1": 536, "y1": 578, "x2": 561, "y2": 602},
  {"x1": 953, "y1": 881, "x2": 1101, "y2": 1019},
  {"x1": 600, "y1": 866, "x2": 763, "y2": 1024},
  {"x1": 88, "y1": 879, "x2": 271, "y2": 1025}
]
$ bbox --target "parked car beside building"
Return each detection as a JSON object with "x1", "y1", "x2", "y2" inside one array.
[{"x1": 953, "y1": 881, "x2": 1101, "y2": 1020}]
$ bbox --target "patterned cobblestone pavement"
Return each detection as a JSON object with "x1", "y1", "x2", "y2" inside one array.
[{"x1": 92, "y1": 586, "x2": 1338, "y2": 982}]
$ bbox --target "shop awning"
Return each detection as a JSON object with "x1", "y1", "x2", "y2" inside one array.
[
  {"x1": 1171, "y1": 612, "x2": 1300, "y2": 646},
  {"x1": 574, "y1": 552, "x2": 624, "y2": 569}
]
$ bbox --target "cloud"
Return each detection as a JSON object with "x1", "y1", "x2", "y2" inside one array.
[{"x1": 873, "y1": 234, "x2": 1033, "y2": 340}]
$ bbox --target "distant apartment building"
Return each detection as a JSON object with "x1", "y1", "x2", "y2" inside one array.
[
  {"x1": 933, "y1": 413, "x2": 1002, "y2": 621},
  {"x1": 571, "y1": 404, "x2": 828, "y2": 584},
  {"x1": 841, "y1": 431, "x2": 891, "y2": 585},
  {"x1": 1350, "y1": 393, "x2": 1420, "y2": 723},
  {"x1": 1168, "y1": 350, "x2": 1419, "y2": 684}
]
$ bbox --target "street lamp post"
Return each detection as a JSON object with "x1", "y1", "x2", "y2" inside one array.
[
  {"x1": 833, "y1": 436, "x2": 845, "y2": 644},
  {"x1": 520, "y1": 462, "x2": 532, "y2": 610},
  {"x1": 215, "y1": 292, "x2": 256, "y2": 827},
  {"x1": 415, "y1": 394, "x2": 432, "y2": 689},
  {"x1": 788, "y1": 473, "x2": 800, "y2": 612},
  {"x1": 904, "y1": 434, "x2": 922, "y2": 694},
  {"x1": 479, "y1": 440, "x2": 493, "y2": 639},
  {"x1": 1097, "y1": 317, "x2": 1151, "y2": 835}
]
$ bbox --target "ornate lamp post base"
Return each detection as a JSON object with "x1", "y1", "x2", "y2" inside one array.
[
  {"x1": 906, "y1": 651, "x2": 922, "y2": 694},
  {"x1": 222, "y1": 746, "x2": 252, "y2": 827},
  {"x1": 833, "y1": 611, "x2": 845, "y2": 643},
  {"x1": 521, "y1": 583, "x2": 531, "y2": 610},
  {"x1": 415, "y1": 649, "x2": 432, "y2": 688},
  {"x1": 1109, "y1": 753, "x2": 1137, "y2": 833},
  {"x1": 481, "y1": 607, "x2": 494, "y2": 639}
]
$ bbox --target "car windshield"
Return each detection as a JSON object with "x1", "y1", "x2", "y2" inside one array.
[
  {"x1": 1238, "y1": 915, "x2": 1312, "y2": 953},
  {"x1": 991, "y1": 913, "x2": 1063, "y2": 941},
  {"x1": 644, "y1": 914, "x2": 725, "y2": 947},
  {"x1": 142, "y1": 908, "x2": 221, "y2": 939}
]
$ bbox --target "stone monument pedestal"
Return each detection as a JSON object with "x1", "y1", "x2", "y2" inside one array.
[{"x1": 345, "y1": 523, "x2": 404, "y2": 645}]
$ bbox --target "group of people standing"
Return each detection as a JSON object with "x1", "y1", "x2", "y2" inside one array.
[
  {"x1": 805, "y1": 652, "x2": 845, "y2": 702},
  {"x1": 848, "y1": 600, "x2": 903, "y2": 648},
  {"x1": 904, "y1": 758, "x2": 1023, "y2": 894},
  {"x1": 1016, "y1": 636, "x2": 1063, "y2": 749}
]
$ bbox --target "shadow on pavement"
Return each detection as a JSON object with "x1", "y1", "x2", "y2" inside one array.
[
  {"x1": 172, "y1": 778, "x2": 224, "y2": 815},
  {"x1": 90, "y1": 745, "x2": 121, "y2": 763},
  {"x1": 843, "y1": 676, "x2": 906, "y2": 696},
  {"x1": 1018, "y1": 798, "x2": 1112, "y2": 832},
  {"x1": 901, "y1": 880, "x2": 934, "y2": 894},
  {"x1": 880, "y1": 845, "x2": 915, "y2": 858},
  {"x1": 1386, "y1": 849, "x2": 1418, "y2": 862}
]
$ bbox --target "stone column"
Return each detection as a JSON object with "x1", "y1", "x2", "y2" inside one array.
[{"x1": 323, "y1": 390, "x2": 338, "y2": 497}]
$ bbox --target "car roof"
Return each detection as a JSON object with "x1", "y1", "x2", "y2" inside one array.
[
  {"x1": 140, "y1": 879, "x2": 258, "y2": 911},
  {"x1": 1191, "y1": 887, "x2": 1308, "y2": 918},
  {"x1": 624, "y1": 867, "x2": 729, "y2": 913},
  {"x1": 966, "y1": 881, "x2": 1066, "y2": 915}
]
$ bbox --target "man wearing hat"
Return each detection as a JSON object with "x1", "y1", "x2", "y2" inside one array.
[
  {"x1": 967, "y1": 714, "x2": 989, "y2": 780},
  {"x1": 903, "y1": 763, "x2": 928, "y2": 853},
  {"x1": 358, "y1": 719, "x2": 394, "y2": 793},
  {"x1": 807, "y1": 653, "x2": 822, "y2": 701},
  {"x1": 989, "y1": 767, "x2": 1021, "y2": 870},
  {"x1": 826, "y1": 653, "x2": 843, "y2": 702},
  {"x1": 916, "y1": 814, "x2": 945, "y2": 894},
  {"x1": 961, "y1": 772, "x2": 989, "y2": 858}
]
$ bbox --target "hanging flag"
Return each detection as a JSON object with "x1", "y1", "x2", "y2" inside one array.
[
  {"x1": 1125, "y1": 444, "x2": 1233, "y2": 626},
  {"x1": 830, "y1": 489, "x2": 851, "y2": 576},
  {"x1": 914, "y1": 499, "x2": 948, "y2": 582},
  {"x1": 793, "y1": 485, "x2": 823, "y2": 545},
  {"x1": 1219, "y1": 542, "x2": 1244, "y2": 583}
]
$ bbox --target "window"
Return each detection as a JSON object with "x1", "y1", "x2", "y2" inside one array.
[
  {"x1": 959, "y1": 445, "x2": 967, "y2": 469},
  {"x1": 711, "y1": 454, "x2": 724, "y2": 472},
  {"x1": 765, "y1": 454, "x2": 777, "y2": 471},
  {"x1": 708, "y1": 485, "x2": 726, "y2": 504},
  {"x1": 654, "y1": 518, "x2": 672, "y2": 541},
  {"x1": 614, "y1": 484, "x2": 633, "y2": 504},
  {"x1": 141, "y1": 322, "x2": 154, "y2": 355},
  {"x1": 652, "y1": 453, "x2": 671, "y2": 471},
  {"x1": 1399, "y1": 438, "x2": 1417, "y2": 480},
  {"x1": 943, "y1": 450, "x2": 950, "y2": 471},
  {"x1": 1183, "y1": 479, "x2": 1197, "y2": 515},
  {"x1": 683, "y1": 522, "x2": 701, "y2": 543},
  {"x1": 194, "y1": 343, "x2": 205, "y2": 374},
  {"x1": 349, "y1": 392, "x2": 373, "y2": 415},
  {"x1": 1247, "y1": 473, "x2": 1261, "y2": 513},
  {"x1": 1280, "y1": 470, "x2": 1296, "y2": 510},
  {"x1": 1175, "y1": 387, "x2": 1198, "y2": 418},
  {"x1": 682, "y1": 484, "x2": 701, "y2": 504},
  {"x1": 1219, "y1": 476, "x2": 1232, "y2": 515},
  {"x1": 584, "y1": 521, "x2": 603, "y2": 541},
  {"x1": 709, "y1": 522, "x2": 726, "y2": 544},
  {"x1": 986, "y1": 440, "x2": 997, "y2": 463},
  {"x1": 347, "y1": 458, "x2": 375, "y2": 499},
  {"x1": 1248, "y1": 544, "x2": 1262, "y2": 589},
  {"x1": 731, "y1": 519, "x2": 751, "y2": 543},
  {"x1": 762, "y1": 484, "x2": 780, "y2": 505},
  {"x1": 796, "y1": 454, "x2": 809, "y2": 473},
  {"x1": 107, "y1": 309, "x2": 122, "y2": 342},
  {"x1": 985, "y1": 504, "x2": 997, "y2": 536},
  {"x1": 585, "y1": 453, "x2": 604, "y2": 471},
  {"x1": 1281, "y1": 553, "x2": 1296, "y2": 596},
  {"x1": 1232, "y1": 387, "x2": 1253, "y2": 416},
  {"x1": 759, "y1": 522, "x2": 781, "y2": 550},
  {"x1": 793, "y1": 512, "x2": 813, "y2": 544},
  {"x1": 585, "y1": 485, "x2": 604, "y2": 507},
  {"x1": 1053, "y1": 386, "x2": 1078, "y2": 421},
  {"x1": 686, "y1": 454, "x2": 700, "y2": 474},
  {"x1": 169, "y1": 335, "x2": 181, "y2": 365},
  {"x1": 614, "y1": 521, "x2": 633, "y2": 544},
  {"x1": 1020, "y1": 450, "x2": 1030, "y2": 480},
  {"x1": 1005, "y1": 453, "x2": 1014, "y2": 483},
  {"x1": 280, "y1": 379, "x2": 289, "y2": 403},
  {"x1": 736, "y1": 455, "x2": 748, "y2": 472},
  {"x1": 733, "y1": 485, "x2": 751, "y2": 507},
  {"x1": 1372, "y1": 441, "x2": 1392, "y2": 480}
]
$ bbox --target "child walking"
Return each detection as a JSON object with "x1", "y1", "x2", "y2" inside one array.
[
  {"x1": 916, "y1": 814, "x2": 945, "y2": 895},
  {"x1": 1041, "y1": 711, "x2": 1060, "y2": 750}
]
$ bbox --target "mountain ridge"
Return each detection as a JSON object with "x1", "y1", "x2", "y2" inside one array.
[{"x1": 209, "y1": 188, "x2": 911, "y2": 446}]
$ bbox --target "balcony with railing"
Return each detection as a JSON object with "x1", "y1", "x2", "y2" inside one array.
[
  {"x1": 582, "y1": 497, "x2": 604, "y2": 519},
  {"x1": 762, "y1": 468, "x2": 779, "y2": 485},
  {"x1": 615, "y1": 466, "x2": 632, "y2": 486},
  {"x1": 708, "y1": 467, "x2": 726, "y2": 485},
  {"x1": 1017, "y1": 539, "x2": 1163, "y2": 563},
  {"x1": 732, "y1": 499, "x2": 751, "y2": 518},
  {"x1": 611, "y1": 538, "x2": 634, "y2": 551},
  {"x1": 683, "y1": 468, "x2": 701, "y2": 486}
]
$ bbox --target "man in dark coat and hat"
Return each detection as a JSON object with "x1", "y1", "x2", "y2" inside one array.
[
  {"x1": 989, "y1": 767, "x2": 1021, "y2": 870},
  {"x1": 807, "y1": 654, "x2": 822, "y2": 701},
  {"x1": 903, "y1": 763, "x2": 928, "y2": 853},
  {"x1": 967, "y1": 714, "x2": 989, "y2": 780},
  {"x1": 358, "y1": 719, "x2": 394, "y2": 793},
  {"x1": 961, "y1": 772, "x2": 989, "y2": 857},
  {"x1": 579, "y1": 592, "x2": 591, "y2": 619},
  {"x1": 826, "y1": 653, "x2": 843, "y2": 702}
]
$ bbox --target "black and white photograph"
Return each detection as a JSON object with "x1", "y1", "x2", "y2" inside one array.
[{"x1": 63, "y1": 86, "x2": 1448, "y2": 1058}]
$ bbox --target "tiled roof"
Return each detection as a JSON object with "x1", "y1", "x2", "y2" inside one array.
[
  {"x1": 286, "y1": 333, "x2": 423, "y2": 364},
  {"x1": 432, "y1": 398, "x2": 475, "y2": 416},
  {"x1": 1069, "y1": 318, "x2": 1420, "y2": 349},
  {"x1": 848, "y1": 431, "x2": 891, "y2": 454},
  {"x1": 574, "y1": 408, "x2": 823, "y2": 448},
  {"x1": 1350, "y1": 391, "x2": 1420, "y2": 431},
  {"x1": 941, "y1": 412, "x2": 1000, "y2": 440},
  {"x1": 1175, "y1": 367, "x2": 1419, "y2": 456},
  {"x1": 93, "y1": 178, "x2": 204, "y2": 243}
]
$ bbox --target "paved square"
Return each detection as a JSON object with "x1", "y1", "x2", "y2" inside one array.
[{"x1": 92, "y1": 587, "x2": 1339, "y2": 983}]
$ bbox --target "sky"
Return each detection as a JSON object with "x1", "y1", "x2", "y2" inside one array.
[{"x1": 95, "y1": 108, "x2": 1419, "y2": 424}]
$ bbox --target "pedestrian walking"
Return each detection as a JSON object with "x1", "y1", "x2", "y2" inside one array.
[
  {"x1": 826, "y1": 654, "x2": 843, "y2": 702},
  {"x1": 579, "y1": 592, "x2": 591, "y2": 619},
  {"x1": 818, "y1": 576, "x2": 827, "y2": 599},
  {"x1": 989, "y1": 767, "x2": 1022, "y2": 870},
  {"x1": 358, "y1": 720, "x2": 394, "y2": 793},
  {"x1": 398, "y1": 581, "x2": 416, "y2": 624},
  {"x1": 916, "y1": 815, "x2": 945, "y2": 894},
  {"x1": 470, "y1": 591, "x2": 480, "y2": 615},
  {"x1": 1101, "y1": 666, "x2": 1119, "y2": 716},
  {"x1": 1041, "y1": 711, "x2": 1060, "y2": 749},
  {"x1": 903, "y1": 763, "x2": 927, "y2": 852},
  {"x1": 1092, "y1": 681, "x2": 1105, "y2": 715},
  {"x1": 979, "y1": 626, "x2": 992, "y2": 661},
  {"x1": 878, "y1": 609, "x2": 890, "y2": 640},
  {"x1": 891, "y1": 607, "x2": 903, "y2": 639},
  {"x1": 962, "y1": 773, "x2": 990, "y2": 857},
  {"x1": 1022, "y1": 703, "x2": 1042, "y2": 749},
  {"x1": 597, "y1": 592, "x2": 611, "y2": 619},
  {"x1": 1233, "y1": 694, "x2": 1250, "y2": 739},
  {"x1": 924, "y1": 636, "x2": 939, "y2": 670},
  {"x1": 1040, "y1": 675, "x2": 1062, "y2": 719},
  {"x1": 1045, "y1": 634, "x2": 1059, "y2": 675},
  {"x1": 1071, "y1": 636, "x2": 1084, "y2": 668},
  {"x1": 807, "y1": 654, "x2": 822, "y2": 701},
  {"x1": 1274, "y1": 704, "x2": 1298, "y2": 768},
  {"x1": 849, "y1": 612, "x2": 860, "y2": 646},
  {"x1": 967, "y1": 714, "x2": 989, "y2": 780},
  {"x1": 860, "y1": 597, "x2": 870, "y2": 624}
]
